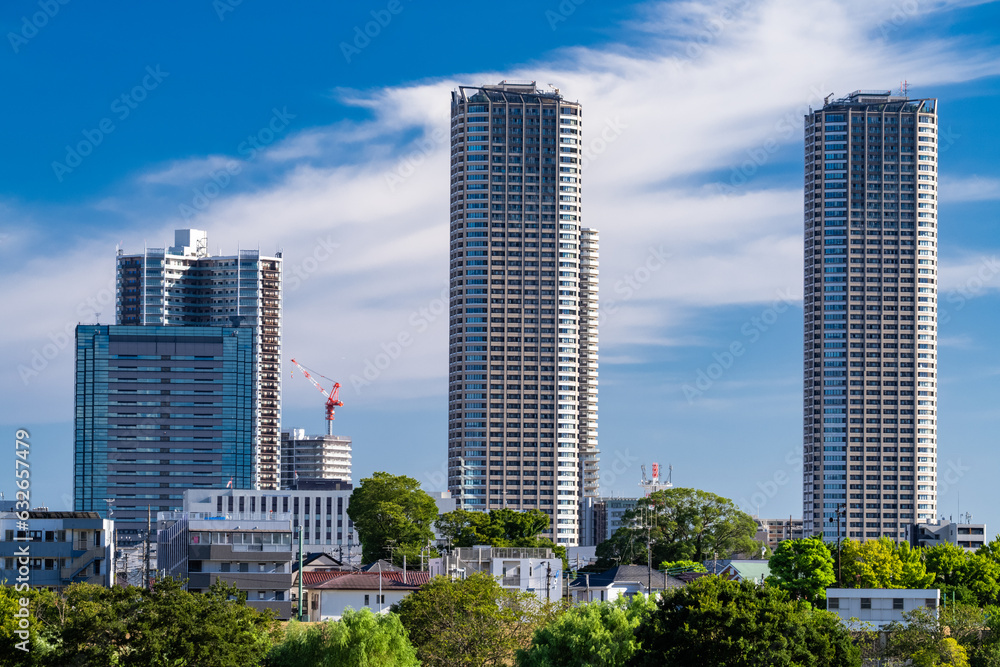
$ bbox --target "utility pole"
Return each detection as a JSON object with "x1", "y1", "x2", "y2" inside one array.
[
  {"x1": 144, "y1": 505, "x2": 151, "y2": 590},
  {"x1": 828, "y1": 503, "x2": 846, "y2": 586},
  {"x1": 297, "y1": 526, "x2": 304, "y2": 621}
]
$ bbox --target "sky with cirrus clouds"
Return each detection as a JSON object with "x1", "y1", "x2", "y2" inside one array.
[{"x1": 2, "y1": 0, "x2": 999, "y2": 536}]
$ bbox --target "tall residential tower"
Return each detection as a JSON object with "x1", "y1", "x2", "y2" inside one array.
[
  {"x1": 115, "y1": 229, "x2": 283, "y2": 489},
  {"x1": 446, "y1": 82, "x2": 598, "y2": 546},
  {"x1": 803, "y1": 91, "x2": 938, "y2": 542}
]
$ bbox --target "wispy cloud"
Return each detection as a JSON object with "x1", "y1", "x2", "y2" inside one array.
[{"x1": 3, "y1": 0, "x2": 1000, "y2": 422}]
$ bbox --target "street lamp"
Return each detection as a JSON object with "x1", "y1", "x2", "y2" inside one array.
[{"x1": 828, "y1": 503, "x2": 847, "y2": 586}]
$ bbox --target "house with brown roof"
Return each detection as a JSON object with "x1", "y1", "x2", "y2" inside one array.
[{"x1": 301, "y1": 570, "x2": 432, "y2": 621}]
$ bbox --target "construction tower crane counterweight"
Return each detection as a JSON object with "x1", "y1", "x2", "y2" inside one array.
[{"x1": 289, "y1": 358, "x2": 343, "y2": 436}]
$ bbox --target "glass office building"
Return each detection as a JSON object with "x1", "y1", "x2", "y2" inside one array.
[
  {"x1": 802, "y1": 91, "x2": 938, "y2": 542},
  {"x1": 75, "y1": 325, "x2": 256, "y2": 528}
]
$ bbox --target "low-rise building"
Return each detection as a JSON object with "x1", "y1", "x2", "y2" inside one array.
[
  {"x1": 430, "y1": 546, "x2": 562, "y2": 600},
  {"x1": 580, "y1": 497, "x2": 640, "y2": 547},
  {"x1": 157, "y1": 511, "x2": 294, "y2": 618},
  {"x1": 911, "y1": 519, "x2": 986, "y2": 551},
  {"x1": 568, "y1": 565, "x2": 684, "y2": 603},
  {"x1": 302, "y1": 570, "x2": 431, "y2": 621},
  {"x1": 826, "y1": 588, "x2": 940, "y2": 629},
  {"x1": 753, "y1": 517, "x2": 804, "y2": 551},
  {"x1": 0, "y1": 511, "x2": 115, "y2": 590},
  {"x1": 180, "y1": 488, "x2": 361, "y2": 563}
]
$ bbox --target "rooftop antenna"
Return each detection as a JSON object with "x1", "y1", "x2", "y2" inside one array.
[{"x1": 900, "y1": 80, "x2": 909, "y2": 97}]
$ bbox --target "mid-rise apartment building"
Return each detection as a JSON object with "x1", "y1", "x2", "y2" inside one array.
[{"x1": 280, "y1": 429, "x2": 352, "y2": 488}]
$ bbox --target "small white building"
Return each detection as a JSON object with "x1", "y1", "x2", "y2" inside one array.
[
  {"x1": 430, "y1": 546, "x2": 562, "y2": 600},
  {"x1": 826, "y1": 588, "x2": 940, "y2": 629},
  {"x1": 304, "y1": 571, "x2": 431, "y2": 621},
  {"x1": 568, "y1": 565, "x2": 685, "y2": 604}
]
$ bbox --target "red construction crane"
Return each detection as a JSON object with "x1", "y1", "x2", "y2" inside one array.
[{"x1": 289, "y1": 358, "x2": 343, "y2": 435}]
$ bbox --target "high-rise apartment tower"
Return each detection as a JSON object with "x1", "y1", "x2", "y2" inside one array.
[
  {"x1": 446, "y1": 81, "x2": 598, "y2": 546},
  {"x1": 115, "y1": 229, "x2": 283, "y2": 489},
  {"x1": 803, "y1": 91, "x2": 938, "y2": 541}
]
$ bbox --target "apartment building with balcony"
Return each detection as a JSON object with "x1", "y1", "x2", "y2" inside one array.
[
  {"x1": 0, "y1": 511, "x2": 115, "y2": 590},
  {"x1": 803, "y1": 91, "x2": 938, "y2": 541},
  {"x1": 446, "y1": 81, "x2": 598, "y2": 546}
]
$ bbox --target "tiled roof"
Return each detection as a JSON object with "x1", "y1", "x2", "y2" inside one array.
[
  {"x1": 301, "y1": 570, "x2": 352, "y2": 587},
  {"x1": 569, "y1": 565, "x2": 684, "y2": 590},
  {"x1": 313, "y1": 572, "x2": 432, "y2": 591}
]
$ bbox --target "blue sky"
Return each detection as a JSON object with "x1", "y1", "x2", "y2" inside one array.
[{"x1": 2, "y1": 0, "x2": 999, "y2": 539}]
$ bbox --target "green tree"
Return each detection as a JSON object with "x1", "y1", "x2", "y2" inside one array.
[
  {"x1": 659, "y1": 560, "x2": 707, "y2": 574},
  {"x1": 436, "y1": 507, "x2": 568, "y2": 569},
  {"x1": 838, "y1": 537, "x2": 934, "y2": 589},
  {"x1": 766, "y1": 537, "x2": 835, "y2": 603},
  {"x1": 394, "y1": 572, "x2": 559, "y2": 667},
  {"x1": 886, "y1": 605, "x2": 986, "y2": 666},
  {"x1": 925, "y1": 543, "x2": 1000, "y2": 607},
  {"x1": 516, "y1": 595, "x2": 656, "y2": 667},
  {"x1": 266, "y1": 609, "x2": 419, "y2": 667},
  {"x1": 348, "y1": 472, "x2": 439, "y2": 564},
  {"x1": 436, "y1": 508, "x2": 553, "y2": 548},
  {"x1": 596, "y1": 488, "x2": 758, "y2": 568},
  {"x1": 628, "y1": 576, "x2": 859, "y2": 667}
]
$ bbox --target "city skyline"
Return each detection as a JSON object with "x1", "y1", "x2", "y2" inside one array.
[{"x1": 2, "y1": 1, "x2": 999, "y2": 540}]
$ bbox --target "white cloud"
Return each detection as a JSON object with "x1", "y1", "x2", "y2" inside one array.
[{"x1": 941, "y1": 175, "x2": 1000, "y2": 202}]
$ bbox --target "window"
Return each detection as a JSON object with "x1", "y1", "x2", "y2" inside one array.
[
  {"x1": 221, "y1": 563, "x2": 231, "y2": 573},
  {"x1": 893, "y1": 598, "x2": 904, "y2": 610},
  {"x1": 239, "y1": 563, "x2": 249, "y2": 573},
  {"x1": 861, "y1": 598, "x2": 872, "y2": 610},
  {"x1": 828, "y1": 598, "x2": 839, "y2": 609},
  {"x1": 364, "y1": 594, "x2": 370, "y2": 606},
  {"x1": 926, "y1": 598, "x2": 938, "y2": 608}
]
